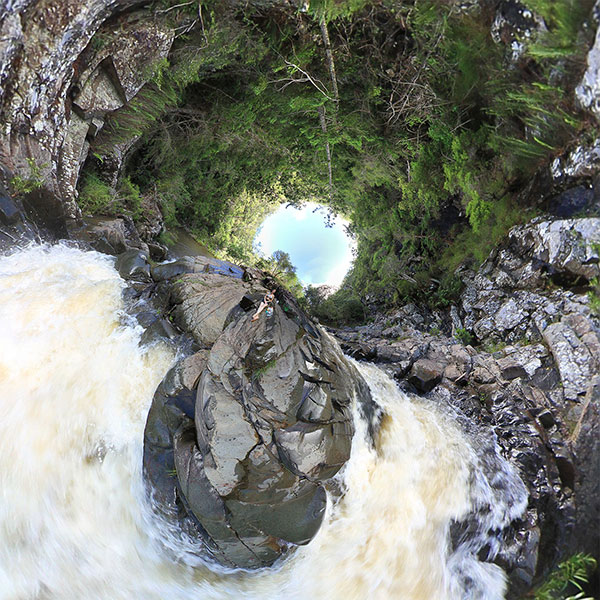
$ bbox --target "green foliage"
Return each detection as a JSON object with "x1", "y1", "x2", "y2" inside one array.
[
  {"x1": 522, "y1": 0, "x2": 594, "y2": 60},
  {"x1": 483, "y1": 339, "x2": 507, "y2": 354},
  {"x1": 117, "y1": 176, "x2": 143, "y2": 221},
  {"x1": 308, "y1": 0, "x2": 369, "y2": 21},
  {"x1": 10, "y1": 158, "x2": 45, "y2": 194},
  {"x1": 588, "y1": 277, "x2": 600, "y2": 316},
  {"x1": 78, "y1": 173, "x2": 115, "y2": 215},
  {"x1": 78, "y1": 173, "x2": 143, "y2": 218},
  {"x1": 438, "y1": 196, "x2": 535, "y2": 274},
  {"x1": 158, "y1": 229, "x2": 178, "y2": 247},
  {"x1": 454, "y1": 328, "x2": 475, "y2": 346},
  {"x1": 258, "y1": 250, "x2": 305, "y2": 300},
  {"x1": 532, "y1": 553, "x2": 597, "y2": 600},
  {"x1": 485, "y1": 82, "x2": 581, "y2": 172},
  {"x1": 304, "y1": 284, "x2": 334, "y2": 314},
  {"x1": 430, "y1": 275, "x2": 463, "y2": 309},
  {"x1": 77, "y1": 0, "x2": 592, "y2": 322},
  {"x1": 310, "y1": 286, "x2": 364, "y2": 325},
  {"x1": 251, "y1": 358, "x2": 277, "y2": 381}
]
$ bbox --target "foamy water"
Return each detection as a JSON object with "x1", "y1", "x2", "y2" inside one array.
[{"x1": 0, "y1": 244, "x2": 526, "y2": 600}]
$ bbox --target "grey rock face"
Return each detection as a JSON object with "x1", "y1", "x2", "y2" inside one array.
[
  {"x1": 0, "y1": 193, "x2": 21, "y2": 225},
  {"x1": 576, "y1": 17, "x2": 600, "y2": 121},
  {"x1": 490, "y1": 0, "x2": 545, "y2": 62},
  {"x1": 336, "y1": 216, "x2": 600, "y2": 598},
  {"x1": 551, "y1": 138, "x2": 600, "y2": 181},
  {"x1": 570, "y1": 377, "x2": 600, "y2": 558},
  {"x1": 0, "y1": 1, "x2": 173, "y2": 214},
  {"x1": 115, "y1": 248, "x2": 150, "y2": 281},
  {"x1": 459, "y1": 218, "x2": 600, "y2": 402},
  {"x1": 143, "y1": 258, "x2": 374, "y2": 568},
  {"x1": 542, "y1": 314, "x2": 600, "y2": 401}
]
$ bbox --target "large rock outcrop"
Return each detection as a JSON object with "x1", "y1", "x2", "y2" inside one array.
[
  {"x1": 0, "y1": 0, "x2": 173, "y2": 216},
  {"x1": 460, "y1": 217, "x2": 600, "y2": 402},
  {"x1": 142, "y1": 255, "x2": 375, "y2": 569},
  {"x1": 336, "y1": 216, "x2": 600, "y2": 598}
]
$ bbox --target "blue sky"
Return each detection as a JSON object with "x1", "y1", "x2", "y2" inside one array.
[{"x1": 254, "y1": 203, "x2": 355, "y2": 287}]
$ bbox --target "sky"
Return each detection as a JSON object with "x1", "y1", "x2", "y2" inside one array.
[{"x1": 254, "y1": 202, "x2": 355, "y2": 287}]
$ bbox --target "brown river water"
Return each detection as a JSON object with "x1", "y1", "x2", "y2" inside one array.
[{"x1": 0, "y1": 244, "x2": 526, "y2": 600}]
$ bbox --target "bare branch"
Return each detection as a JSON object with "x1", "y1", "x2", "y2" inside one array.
[
  {"x1": 156, "y1": 0, "x2": 195, "y2": 14},
  {"x1": 319, "y1": 18, "x2": 339, "y2": 104},
  {"x1": 318, "y1": 105, "x2": 334, "y2": 204},
  {"x1": 174, "y1": 19, "x2": 198, "y2": 38},
  {"x1": 198, "y1": 2, "x2": 208, "y2": 47},
  {"x1": 283, "y1": 59, "x2": 334, "y2": 101}
]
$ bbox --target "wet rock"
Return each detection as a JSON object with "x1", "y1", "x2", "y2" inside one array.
[
  {"x1": 87, "y1": 218, "x2": 129, "y2": 254},
  {"x1": 143, "y1": 365, "x2": 196, "y2": 510},
  {"x1": 21, "y1": 186, "x2": 69, "y2": 240},
  {"x1": 150, "y1": 258, "x2": 196, "y2": 282},
  {"x1": 408, "y1": 358, "x2": 445, "y2": 392},
  {"x1": 144, "y1": 259, "x2": 374, "y2": 568},
  {"x1": 147, "y1": 241, "x2": 168, "y2": 262},
  {"x1": 0, "y1": 194, "x2": 21, "y2": 225},
  {"x1": 72, "y1": 216, "x2": 151, "y2": 256},
  {"x1": 139, "y1": 317, "x2": 178, "y2": 346},
  {"x1": 0, "y1": 185, "x2": 39, "y2": 251},
  {"x1": 115, "y1": 249, "x2": 150, "y2": 281}
]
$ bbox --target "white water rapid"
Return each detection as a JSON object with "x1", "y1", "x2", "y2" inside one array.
[{"x1": 0, "y1": 244, "x2": 527, "y2": 600}]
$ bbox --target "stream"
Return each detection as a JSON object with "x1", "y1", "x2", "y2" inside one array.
[{"x1": 0, "y1": 244, "x2": 527, "y2": 600}]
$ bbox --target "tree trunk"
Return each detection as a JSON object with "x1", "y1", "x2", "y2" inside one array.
[{"x1": 318, "y1": 105, "x2": 334, "y2": 204}]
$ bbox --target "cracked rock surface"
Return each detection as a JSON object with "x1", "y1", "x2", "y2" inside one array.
[{"x1": 143, "y1": 255, "x2": 375, "y2": 568}]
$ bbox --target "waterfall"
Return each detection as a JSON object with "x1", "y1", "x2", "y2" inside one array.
[{"x1": 0, "y1": 244, "x2": 526, "y2": 600}]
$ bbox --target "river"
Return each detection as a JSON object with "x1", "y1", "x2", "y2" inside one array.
[{"x1": 0, "y1": 244, "x2": 527, "y2": 600}]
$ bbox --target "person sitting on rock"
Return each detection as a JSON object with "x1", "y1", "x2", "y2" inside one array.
[{"x1": 251, "y1": 290, "x2": 275, "y2": 322}]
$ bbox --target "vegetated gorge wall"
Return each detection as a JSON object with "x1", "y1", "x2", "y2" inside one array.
[{"x1": 0, "y1": 1, "x2": 599, "y2": 598}]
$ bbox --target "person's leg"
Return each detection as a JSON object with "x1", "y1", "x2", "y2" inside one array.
[{"x1": 251, "y1": 301, "x2": 267, "y2": 321}]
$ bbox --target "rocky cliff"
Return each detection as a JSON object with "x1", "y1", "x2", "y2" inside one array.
[
  {"x1": 0, "y1": 0, "x2": 173, "y2": 221},
  {"x1": 337, "y1": 214, "x2": 600, "y2": 597}
]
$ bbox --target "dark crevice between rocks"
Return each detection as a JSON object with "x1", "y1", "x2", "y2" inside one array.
[{"x1": 546, "y1": 269, "x2": 593, "y2": 294}]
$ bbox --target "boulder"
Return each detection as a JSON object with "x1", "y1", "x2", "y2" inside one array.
[
  {"x1": 115, "y1": 249, "x2": 150, "y2": 281},
  {"x1": 408, "y1": 358, "x2": 445, "y2": 392},
  {"x1": 144, "y1": 261, "x2": 374, "y2": 568}
]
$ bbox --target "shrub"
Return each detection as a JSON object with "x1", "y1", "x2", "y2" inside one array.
[
  {"x1": 117, "y1": 176, "x2": 143, "y2": 221},
  {"x1": 78, "y1": 173, "x2": 115, "y2": 215},
  {"x1": 532, "y1": 553, "x2": 597, "y2": 600},
  {"x1": 454, "y1": 328, "x2": 475, "y2": 346},
  {"x1": 10, "y1": 158, "x2": 45, "y2": 194},
  {"x1": 588, "y1": 277, "x2": 600, "y2": 316}
]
